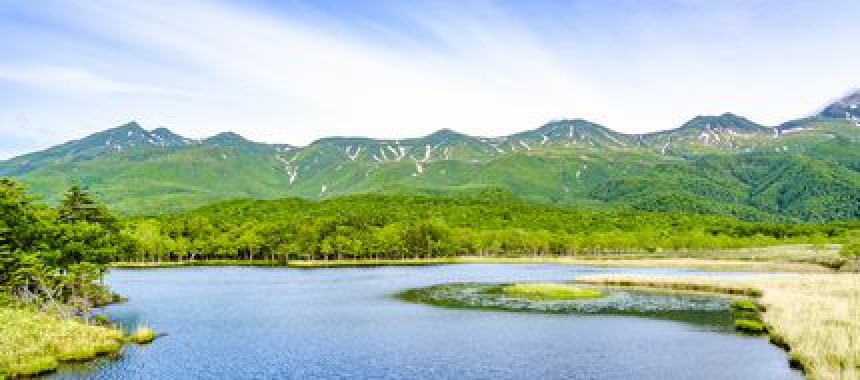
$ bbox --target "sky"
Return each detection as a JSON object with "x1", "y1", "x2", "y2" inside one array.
[{"x1": 1, "y1": 0, "x2": 859, "y2": 158}]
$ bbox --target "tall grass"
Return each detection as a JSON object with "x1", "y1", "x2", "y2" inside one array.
[
  {"x1": 0, "y1": 307, "x2": 124, "y2": 378},
  {"x1": 576, "y1": 274, "x2": 860, "y2": 380}
]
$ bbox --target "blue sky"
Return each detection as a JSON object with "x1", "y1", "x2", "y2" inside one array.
[{"x1": 1, "y1": 0, "x2": 859, "y2": 158}]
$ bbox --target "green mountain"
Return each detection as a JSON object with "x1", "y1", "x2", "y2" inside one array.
[{"x1": 2, "y1": 92, "x2": 860, "y2": 220}]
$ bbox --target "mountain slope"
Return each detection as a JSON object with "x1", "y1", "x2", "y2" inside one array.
[
  {"x1": 2, "y1": 92, "x2": 860, "y2": 219},
  {"x1": 0, "y1": 122, "x2": 195, "y2": 177},
  {"x1": 819, "y1": 89, "x2": 860, "y2": 121}
]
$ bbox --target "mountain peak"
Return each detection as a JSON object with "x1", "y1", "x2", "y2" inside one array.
[
  {"x1": 105, "y1": 121, "x2": 145, "y2": 133},
  {"x1": 539, "y1": 118, "x2": 603, "y2": 130},
  {"x1": 73, "y1": 122, "x2": 193, "y2": 154},
  {"x1": 680, "y1": 113, "x2": 766, "y2": 131},
  {"x1": 423, "y1": 128, "x2": 471, "y2": 142},
  {"x1": 203, "y1": 132, "x2": 255, "y2": 147},
  {"x1": 819, "y1": 89, "x2": 860, "y2": 120},
  {"x1": 504, "y1": 118, "x2": 634, "y2": 148}
]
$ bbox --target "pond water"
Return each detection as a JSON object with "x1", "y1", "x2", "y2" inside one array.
[{"x1": 52, "y1": 264, "x2": 801, "y2": 380}]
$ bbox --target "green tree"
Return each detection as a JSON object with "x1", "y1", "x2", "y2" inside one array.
[{"x1": 58, "y1": 185, "x2": 116, "y2": 229}]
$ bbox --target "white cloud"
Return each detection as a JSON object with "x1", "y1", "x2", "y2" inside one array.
[
  {"x1": 0, "y1": 64, "x2": 186, "y2": 96},
  {"x1": 1, "y1": 0, "x2": 859, "y2": 156},
  {"x1": 41, "y1": 1, "x2": 596, "y2": 142}
]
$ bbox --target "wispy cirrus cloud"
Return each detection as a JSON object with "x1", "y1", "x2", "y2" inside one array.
[
  {"x1": 1, "y1": 0, "x2": 860, "y2": 158},
  {"x1": 0, "y1": 64, "x2": 188, "y2": 96}
]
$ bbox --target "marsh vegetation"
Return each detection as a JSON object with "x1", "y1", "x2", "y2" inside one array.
[
  {"x1": 0, "y1": 307, "x2": 124, "y2": 377},
  {"x1": 575, "y1": 274, "x2": 860, "y2": 379},
  {"x1": 397, "y1": 281, "x2": 735, "y2": 318}
]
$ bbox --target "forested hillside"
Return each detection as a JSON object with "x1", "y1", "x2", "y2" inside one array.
[
  {"x1": 2, "y1": 177, "x2": 858, "y2": 269},
  {"x1": 2, "y1": 91, "x2": 860, "y2": 220},
  {"x1": 117, "y1": 193, "x2": 859, "y2": 264}
]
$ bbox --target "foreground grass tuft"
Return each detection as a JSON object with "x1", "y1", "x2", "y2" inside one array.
[
  {"x1": 129, "y1": 326, "x2": 157, "y2": 344},
  {"x1": 576, "y1": 273, "x2": 860, "y2": 380},
  {"x1": 0, "y1": 307, "x2": 124, "y2": 378}
]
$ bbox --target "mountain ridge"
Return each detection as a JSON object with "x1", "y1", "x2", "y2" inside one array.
[{"x1": 2, "y1": 91, "x2": 859, "y2": 220}]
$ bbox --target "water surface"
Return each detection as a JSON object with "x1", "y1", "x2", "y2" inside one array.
[{"x1": 53, "y1": 264, "x2": 801, "y2": 379}]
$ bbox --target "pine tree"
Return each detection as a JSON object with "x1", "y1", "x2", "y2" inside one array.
[{"x1": 58, "y1": 185, "x2": 116, "y2": 228}]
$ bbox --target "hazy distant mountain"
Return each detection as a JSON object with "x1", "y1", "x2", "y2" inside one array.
[{"x1": 2, "y1": 92, "x2": 859, "y2": 220}]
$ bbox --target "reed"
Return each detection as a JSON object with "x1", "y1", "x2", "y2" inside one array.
[{"x1": 576, "y1": 274, "x2": 860, "y2": 380}]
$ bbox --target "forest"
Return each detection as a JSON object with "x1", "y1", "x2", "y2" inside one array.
[
  {"x1": 117, "y1": 192, "x2": 860, "y2": 264},
  {"x1": 4, "y1": 175, "x2": 860, "y2": 297}
]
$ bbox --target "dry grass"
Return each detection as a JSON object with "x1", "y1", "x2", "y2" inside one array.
[
  {"x1": 576, "y1": 274, "x2": 860, "y2": 380},
  {"x1": 0, "y1": 307, "x2": 125, "y2": 378},
  {"x1": 285, "y1": 256, "x2": 832, "y2": 272}
]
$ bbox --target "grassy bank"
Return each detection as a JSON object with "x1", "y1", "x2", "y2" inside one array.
[
  {"x1": 0, "y1": 307, "x2": 125, "y2": 378},
  {"x1": 575, "y1": 274, "x2": 860, "y2": 380}
]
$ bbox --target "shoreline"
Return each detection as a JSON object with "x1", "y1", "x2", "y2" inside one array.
[
  {"x1": 574, "y1": 273, "x2": 859, "y2": 379},
  {"x1": 110, "y1": 255, "x2": 836, "y2": 273}
]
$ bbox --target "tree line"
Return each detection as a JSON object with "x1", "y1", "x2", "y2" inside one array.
[
  {"x1": 118, "y1": 194, "x2": 858, "y2": 263},
  {"x1": 4, "y1": 175, "x2": 858, "y2": 294}
]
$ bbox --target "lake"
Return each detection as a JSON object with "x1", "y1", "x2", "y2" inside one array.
[{"x1": 52, "y1": 264, "x2": 802, "y2": 379}]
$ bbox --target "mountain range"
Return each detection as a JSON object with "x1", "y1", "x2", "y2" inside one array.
[{"x1": 2, "y1": 90, "x2": 860, "y2": 220}]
